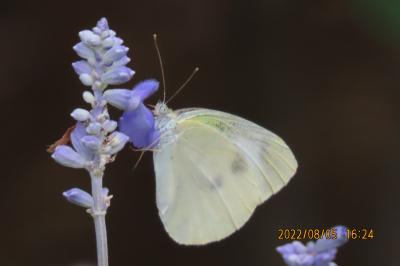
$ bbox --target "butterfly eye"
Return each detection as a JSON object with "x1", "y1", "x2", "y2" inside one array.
[{"x1": 158, "y1": 104, "x2": 167, "y2": 113}]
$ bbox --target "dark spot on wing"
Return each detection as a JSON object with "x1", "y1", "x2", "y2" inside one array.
[
  {"x1": 259, "y1": 145, "x2": 271, "y2": 163},
  {"x1": 213, "y1": 175, "x2": 223, "y2": 187},
  {"x1": 231, "y1": 154, "x2": 247, "y2": 174}
]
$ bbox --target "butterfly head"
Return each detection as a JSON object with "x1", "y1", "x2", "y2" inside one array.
[{"x1": 154, "y1": 101, "x2": 171, "y2": 116}]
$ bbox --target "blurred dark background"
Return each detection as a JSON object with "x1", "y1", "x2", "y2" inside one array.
[{"x1": 0, "y1": 0, "x2": 399, "y2": 265}]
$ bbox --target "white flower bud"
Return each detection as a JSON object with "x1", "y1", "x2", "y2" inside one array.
[
  {"x1": 87, "y1": 57, "x2": 97, "y2": 67},
  {"x1": 102, "y1": 37, "x2": 114, "y2": 48},
  {"x1": 92, "y1": 27, "x2": 102, "y2": 34},
  {"x1": 101, "y1": 30, "x2": 116, "y2": 39},
  {"x1": 71, "y1": 108, "x2": 91, "y2": 121},
  {"x1": 83, "y1": 91, "x2": 95, "y2": 104},
  {"x1": 93, "y1": 81, "x2": 103, "y2": 90},
  {"x1": 86, "y1": 122, "x2": 102, "y2": 135},
  {"x1": 79, "y1": 73, "x2": 94, "y2": 86},
  {"x1": 102, "y1": 120, "x2": 117, "y2": 132},
  {"x1": 79, "y1": 30, "x2": 101, "y2": 46}
]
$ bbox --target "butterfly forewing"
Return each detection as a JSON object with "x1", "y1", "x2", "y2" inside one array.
[{"x1": 153, "y1": 108, "x2": 297, "y2": 245}]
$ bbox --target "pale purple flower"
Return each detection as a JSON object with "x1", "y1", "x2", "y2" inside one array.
[
  {"x1": 119, "y1": 103, "x2": 160, "y2": 148},
  {"x1": 63, "y1": 188, "x2": 94, "y2": 208},
  {"x1": 63, "y1": 187, "x2": 111, "y2": 208},
  {"x1": 72, "y1": 61, "x2": 92, "y2": 75},
  {"x1": 102, "y1": 45, "x2": 129, "y2": 65},
  {"x1": 104, "y1": 79, "x2": 160, "y2": 148},
  {"x1": 52, "y1": 145, "x2": 87, "y2": 169},
  {"x1": 276, "y1": 226, "x2": 348, "y2": 266},
  {"x1": 104, "y1": 79, "x2": 159, "y2": 111},
  {"x1": 101, "y1": 66, "x2": 135, "y2": 85}
]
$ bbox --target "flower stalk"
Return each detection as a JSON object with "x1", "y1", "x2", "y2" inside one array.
[
  {"x1": 90, "y1": 172, "x2": 108, "y2": 266},
  {"x1": 88, "y1": 85, "x2": 109, "y2": 266}
]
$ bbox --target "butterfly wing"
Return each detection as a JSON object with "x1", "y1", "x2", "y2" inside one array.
[{"x1": 153, "y1": 108, "x2": 297, "y2": 245}]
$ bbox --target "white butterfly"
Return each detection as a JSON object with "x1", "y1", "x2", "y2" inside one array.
[{"x1": 151, "y1": 102, "x2": 298, "y2": 245}]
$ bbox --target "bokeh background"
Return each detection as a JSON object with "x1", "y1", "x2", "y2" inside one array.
[{"x1": 1, "y1": 0, "x2": 399, "y2": 265}]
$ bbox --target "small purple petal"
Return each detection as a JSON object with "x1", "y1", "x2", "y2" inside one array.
[
  {"x1": 131, "y1": 79, "x2": 159, "y2": 102},
  {"x1": 101, "y1": 66, "x2": 135, "y2": 85},
  {"x1": 277, "y1": 241, "x2": 306, "y2": 256},
  {"x1": 296, "y1": 254, "x2": 314, "y2": 266},
  {"x1": 102, "y1": 45, "x2": 129, "y2": 65},
  {"x1": 72, "y1": 60, "x2": 93, "y2": 75},
  {"x1": 81, "y1": 135, "x2": 101, "y2": 150},
  {"x1": 126, "y1": 96, "x2": 141, "y2": 111},
  {"x1": 73, "y1": 42, "x2": 95, "y2": 60},
  {"x1": 102, "y1": 187, "x2": 109, "y2": 197},
  {"x1": 111, "y1": 37, "x2": 123, "y2": 46},
  {"x1": 102, "y1": 37, "x2": 115, "y2": 48},
  {"x1": 51, "y1": 145, "x2": 86, "y2": 169},
  {"x1": 105, "y1": 131, "x2": 129, "y2": 154},
  {"x1": 111, "y1": 55, "x2": 130, "y2": 68},
  {"x1": 79, "y1": 30, "x2": 101, "y2": 46},
  {"x1": 119, "y1": 103, "x2": 160, "y2": 148},
  {"x1": 103, "y1": 87, "x2": 147, "y2": 111},
  {"x1": 79, "y1": 73, "x2": 94, "y2": 86},
  {"x1": 96, "y1": 18, "x2": 109, "y2": 31},
  {"x1": 314, "y1": 249, "x2": 337, "y2": 266},
  {"x1": 63, "y1": 188, "x2": 93, "y2": 208},
  {"x1": 71, "y1": 122, "x2": 95, "y2": 160},
  {"x1": 103, "y1": 88, "x2": 134, "y2": 110}
]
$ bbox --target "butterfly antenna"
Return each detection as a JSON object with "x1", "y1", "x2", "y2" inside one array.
[
  {"x1": 153, "y1": 34, "x2": 167, "y2": 102},
  {"x1": 133, "y1": 150, "x2": 146, "y2": 170},
  {"x1": 166, "y1": 67, "x2": 199, "y2": 104}
]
